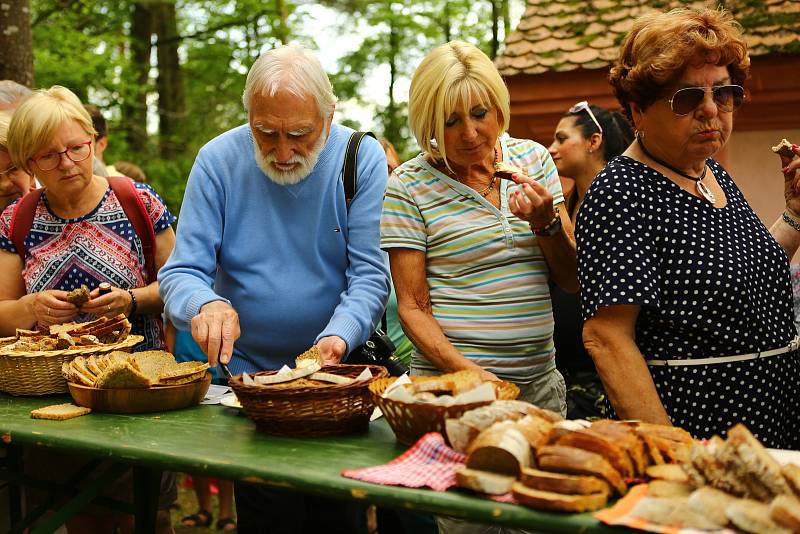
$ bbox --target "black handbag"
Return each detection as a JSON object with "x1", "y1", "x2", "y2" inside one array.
[{"x1": 340, "y1": 131, "x2": 409, "y2": 377}]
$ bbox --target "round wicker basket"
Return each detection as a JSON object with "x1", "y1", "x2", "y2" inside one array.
[
  {"x1": 369, "y1": 377, "x2": 520, "y2": 446},
  {"x1": 229, "y1": 364, "x2": 388, "y2": 437},
  {"x1": 0, "y1": 335, "x2": 143, "y2": 396}
]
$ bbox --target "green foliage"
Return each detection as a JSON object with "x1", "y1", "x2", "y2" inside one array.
[{"x1": 30, "y1": 0, "x2": 525, "y2": 213}]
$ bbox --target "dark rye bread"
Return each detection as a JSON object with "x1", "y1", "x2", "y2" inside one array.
[{"x1": 773, "y1": 139, "x2": 795, "y2": 159}]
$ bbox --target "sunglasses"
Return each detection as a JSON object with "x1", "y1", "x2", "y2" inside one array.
[
  {"x1": 666, "y1": 84, "x2": 745, "y2": 116},
  {"x1": 569, "y1": 101, "x2": 603, "y2": 135}
]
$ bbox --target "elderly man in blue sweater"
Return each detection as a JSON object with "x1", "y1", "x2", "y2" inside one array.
[{"x1": 158, "y1": 44, "x2": 389, "y2": 533}]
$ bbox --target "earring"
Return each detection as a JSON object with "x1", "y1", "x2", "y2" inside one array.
[{"x1": 588, "y1": 149, "x2": 594, "y2": 154}]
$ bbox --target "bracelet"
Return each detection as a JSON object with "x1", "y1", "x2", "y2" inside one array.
[
  {"x1": 783, "y1": 211, "x2": 800, "y2": 233},
  {"x1": 532, "y1": 207, "x2": 562, "y2": 237},
  {"x1": 126, "y1": 289, "x2": 138, "y2": 317}
]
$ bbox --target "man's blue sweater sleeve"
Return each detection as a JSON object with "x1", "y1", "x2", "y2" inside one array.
[
  {"x1": 158, "y1": 154, "x2": 230, "y2": 330},
  {"x1": 316, "y1": 135, "x2": 390, "y2": 352}
]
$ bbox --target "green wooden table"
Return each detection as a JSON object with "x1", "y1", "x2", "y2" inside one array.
[{"x1": 0, "y1": 393, "x2": 626, "y2": 533}]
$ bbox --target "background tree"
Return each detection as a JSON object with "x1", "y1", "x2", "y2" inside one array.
[{"x1": 0, "y1": 0, "x2": 34, "y2": 86}]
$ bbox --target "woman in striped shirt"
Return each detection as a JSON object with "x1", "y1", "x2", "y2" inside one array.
[{"x1": 381, "y1": 41, "x2": 577, "y2": 415}]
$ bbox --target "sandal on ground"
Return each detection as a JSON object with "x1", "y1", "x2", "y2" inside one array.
[
  {"x1": 181, "y1": 509, "x2": 213, "y2": 527},
  {"x1": 216, "y1": 517, "x2": 237, "y2": 532}
]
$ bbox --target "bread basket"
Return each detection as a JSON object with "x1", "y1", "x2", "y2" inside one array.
[
  {"x1": 229, "y1": 364, "x2": 388, "y2": 437},
  {"x1": 369, "y1": 377, "x2": 520, "y2": 445},
  {"x1": 0, "y1": 335, "x2": 143, "y2": 396}
]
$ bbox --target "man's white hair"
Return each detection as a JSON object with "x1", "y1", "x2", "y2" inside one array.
[{"x1": 242, "y1": 44, "x2": 337, "y2": 118}]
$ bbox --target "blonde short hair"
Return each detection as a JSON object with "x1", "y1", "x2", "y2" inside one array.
[
  {"x1": 409, "y1": 41, "x2": 510, "y2": 164},
  {"x1": 609, "y1": 7, "x2": 750, "y2": 121},
  {"x1": 8, "y1": 86, "x2": 96, "y2": 175}
]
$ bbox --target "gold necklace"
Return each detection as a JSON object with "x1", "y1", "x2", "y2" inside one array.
[{"x1": 442, "y1": 147, "x2": 499, "y2": 197}]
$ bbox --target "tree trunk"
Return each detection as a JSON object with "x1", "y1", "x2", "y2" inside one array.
[
  {"x1": 122, "y1": 3, "x2": 152, "y2": 154},
  {"x1": 0, "y1": 0, "x2": 34, "y2": 87},
  {"x1": 153, "y1": 2, "x2": 186, "y2": 159},
  {"x1": 502, "y1": 0, "x2": 511, "y2": 43},
  {"x1": 386, "y1": 16, "x2": 400, "y2": 148},
  {"x1": 275, "y1": 0, "x2": 289, "y2": 44},
  {"x1": 490, "y1": 0, "x2": 499, "y2": 59}
]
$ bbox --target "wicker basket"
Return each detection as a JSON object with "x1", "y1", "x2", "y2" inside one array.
[
  {"x1": 229, "y1": 364, "x2": 388, "y2": 437},
  {"x1": 369, "y1": 377, "x2": 520, "y2": 446},
  {"x1": 0, "y1": 335, "x2": 143, "y2": 396}
]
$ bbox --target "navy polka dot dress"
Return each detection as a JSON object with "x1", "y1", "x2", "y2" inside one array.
[{"x1": 577, "y1": 156, "x2": 800, "y2": 448}]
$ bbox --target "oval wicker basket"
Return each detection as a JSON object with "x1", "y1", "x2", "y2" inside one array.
[
  {"x1": 229, "y1": 364, "x2": 388, "y2": 438},
  {"x1": 369, "y1": 377, "x2": 520, "y2": 446},
  {"x1": 0, "y1": 335, "x2": 143, "y2": 396}
]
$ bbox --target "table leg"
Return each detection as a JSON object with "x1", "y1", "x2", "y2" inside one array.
[{"x1": 132, "y1": 466, "x2": 161, "y2": 534}]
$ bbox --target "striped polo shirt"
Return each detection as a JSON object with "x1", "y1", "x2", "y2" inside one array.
[{"x1": 381, "y1": 135, "x2": 564, "y2": 382}]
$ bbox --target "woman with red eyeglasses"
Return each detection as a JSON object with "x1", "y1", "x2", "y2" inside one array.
[
  {"x1": 0, "y1": 86, "x2": 178, "y2": 531},
  {"x1": 547, "y1": 102, "x2": 633, "y2": 419},
  {"x1": 578, "y1": 8, "x2": 800, "y2": 448}
]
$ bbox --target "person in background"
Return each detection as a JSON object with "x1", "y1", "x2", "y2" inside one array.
[
  {"x1": 0, "y1": 111, "x2": 35, "y2": 209},
  {"x1": 0, "y1": 80, "x2": 32, "y2": 111},
  {"x1": 84, "y1": 104, "x2": 118, "y2": 177},
  {"x1": 158, "y1": 44, "x2": 389, "y2": 533},
  {"x1": 547, "y1": 102, "x2": 633, "y2": 419},
  {"x1": 579, "y1": 7, "x2": 800, "y2": 447},
  {"x1": 114, "y1": 160, "x2": 148, "y2": 183}
]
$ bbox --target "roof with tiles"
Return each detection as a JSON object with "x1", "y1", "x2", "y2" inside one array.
[{"x1": 496, "y1": 0, "x2": 800, "y2": 76}]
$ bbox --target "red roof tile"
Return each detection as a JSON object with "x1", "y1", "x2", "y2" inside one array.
[{"x1": 496, "y1": 0, "x2": 800, "y2": 75}]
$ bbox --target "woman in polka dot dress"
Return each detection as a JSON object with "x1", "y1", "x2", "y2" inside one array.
[
  {"x1": 578, "y1": 8, "x2": 800, "y2": 448},
  {"x1": 0, "y1": 86, "x2": 176, "y2": 351}
]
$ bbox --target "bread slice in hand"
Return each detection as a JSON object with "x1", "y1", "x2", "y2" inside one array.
[
  {"x1": 456, "y1": 467, "x2": 515, "y2": 495},
  {"x1": 773, "y1": 139, "x2": 795, "y2": 159},
  {"x1": 511, "y1": 482, "x2": 608, "y2": 512},
  {"x1": 31, "y1": 403, "x2": 91, "y2": 420},
  {"x1": 520, "y1": 467, "x2": 610, "y2": 495}
]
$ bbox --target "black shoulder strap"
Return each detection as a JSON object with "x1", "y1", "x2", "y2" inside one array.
[
  {"x1": 341, "y1": 131, "x2": 389, "y2": 332},
  {"x1": 343, "y1": 131, "x2": 376, "y2": 211}
]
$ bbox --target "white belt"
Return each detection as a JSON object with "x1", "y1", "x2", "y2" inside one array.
[{"x1": 646, "y1": 336, "x2": 800, "y2": 367}]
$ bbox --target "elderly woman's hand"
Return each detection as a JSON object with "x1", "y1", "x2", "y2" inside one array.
[
  {"x1": 82, "y1": 286, "x2": 134, "y2": 319},
  {"x1": 31, "y1": 290, "x2": 79, "y2": 327},
  {"x1": 782, "y1": 144, "x2": 800, "y2": 215},
  {"x1": 507, "y1": 172, "x2": 557, "y2": 229}
]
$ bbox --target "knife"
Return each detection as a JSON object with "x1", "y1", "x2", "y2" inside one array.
[{"x1": 219, "y1": 362, "x2": 233, "y2": 380}]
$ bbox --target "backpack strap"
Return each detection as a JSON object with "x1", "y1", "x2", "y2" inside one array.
[
  {"x1": 9, "y1": 188, "x2": 45, "y2": 262},
  {"x1": 107, "y1": 176, "x2": 157, "y2": 284},
  {"x1": 343, "y1": 131, "x2": 376, "y2": 211}
]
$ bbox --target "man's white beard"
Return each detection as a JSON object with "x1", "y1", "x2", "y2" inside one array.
[{"x1": 254, "y1": 131, "x2": 328, "y2": 186}]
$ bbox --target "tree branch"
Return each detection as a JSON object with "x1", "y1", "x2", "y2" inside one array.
[{"x1": 153, "y1": 10, "x2": 273, "y2": 47}]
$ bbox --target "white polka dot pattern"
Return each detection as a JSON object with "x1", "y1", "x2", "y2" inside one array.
[{"x1": 576, "y1": 156, "x2": 799, "y2": 448}]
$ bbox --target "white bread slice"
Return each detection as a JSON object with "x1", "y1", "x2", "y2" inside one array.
[
  {"x1": 727, "y1": 499, "x2": 792, "y2": 534},
  {"x1": 445, "y1": 400, "x2": 531, "y2": 453},
  {"x1": 308, "y1": 372, "x2": 353, "y2": 385},
  {"x1": 31, "y1": 403, "x2": 91, "y2": 420},
  {"x1": 511, "y1": 483, "x2": 608, "y2": 512},
  {"x1": 771, "y1": 495, "x2": 800, "y2": 533},
  {"x1": 466, "y1": 421, "x2": 532, "y2": 477},
  {"x1": 646, "y1": 463, "x2": 689, "y2": 482},
  {"x1": 687, "y1": 486, "x2": 740, "y2": 528},
  {"x1": 647, "y1": 480, "x2": 694, "y2": 498},
  {"x1": 630, "y1": 496, "x2": 723, "y2": 530},
  {"x1": 455, "y1": 467, "x2": 515, "y2": 495},
  {"x1": 254, "y1": 362, "x2": 320, "y2": 384},
  {"x1": 520, "y1": 468, "x2": 609, "y2": 496}
]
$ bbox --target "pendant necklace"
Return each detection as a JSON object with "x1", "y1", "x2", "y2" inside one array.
[
  {"x1": 637, "y1": 134, "x2": 715, "y2": 204},
  {"x1": 443, "y1": 147, "x2": 499, "y2": 198}
]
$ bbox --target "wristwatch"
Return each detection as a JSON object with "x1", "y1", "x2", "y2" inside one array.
[{"x1": 532, "y1": 208, "x2": 562, "y2": 237}]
